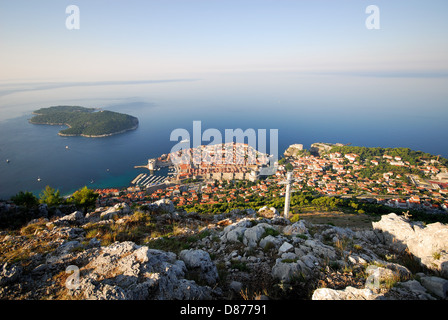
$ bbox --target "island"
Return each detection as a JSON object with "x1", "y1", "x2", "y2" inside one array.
[{"x1": 29, "y1": 105, "x2": 139, "y2": 137}]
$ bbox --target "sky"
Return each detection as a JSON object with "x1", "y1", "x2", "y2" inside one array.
[{"x1": 1, "y1": 0, "x2": 448, "y2": 82}]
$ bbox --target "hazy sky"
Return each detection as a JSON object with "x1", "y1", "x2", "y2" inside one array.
[{"x1": 1, "y1": 0, "x2": 447, "y2": 82}]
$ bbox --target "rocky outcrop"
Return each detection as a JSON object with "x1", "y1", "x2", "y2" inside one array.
[
  {"x1": 99, "y1": 203, "x2": 131, "y2": 220},
  {"x1": 283, "y1": 144, "x2": 304, "y2": 158},
  {"x1": 309, "y1": 143, "x2": 337, "y2": 156},
  {"x1": 77, "y1": 242, "x2": 215, "y2": 300},
  {"x1": 53, "y1": 211, "x2": 84, "y2": 226},
  {"x1": 373, "y1": 213, "x2": 448, "y2": 276},
  {"x1": 1, "y1": 205, "x2": 447, "y2": 300},
  {"x1": 179, "y1": 249, "x2": 219, "y2": 286},
  {"x1": 418, "y1": 274, "x2": 448, "y2": 299},
  {"x1": 146, "y1": 199, "x2": 175, "y2": 214},
  {"x1": 312, "y1": 286, "x2": 378, "y2": 300},
  {"x1": 0, "y1": 263, "x2": 22, "y2": 286}
]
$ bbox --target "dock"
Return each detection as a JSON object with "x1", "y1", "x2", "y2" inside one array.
[
  {"x1": 134, "y1": 165, "x2": 149, "y2": 169},
  {"x1": 130, "y1": 173, "x2": 169, "y2": 188}
]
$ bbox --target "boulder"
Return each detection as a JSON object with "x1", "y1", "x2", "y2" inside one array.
[
  {"x1": 271, "y1": 258, "x2": 305, "y2": 282},
  {"x1": 225, "y1": 226, "x2": 247, "y2": 243},
  {"x1": 0, "y1": 263, "x2": 22, "y2": 286},
  {"x1": 46, "y1": 240, "x2": 84, "y2": 264},
  {"x1": 312, "y1": 286, "x2": 377, "y2": 300},
  {"x1": 100, "y1": 203, "x2": 131, "y2": 220},
  {"x1": 259, "y1": 235, "x2": 282, "y2": 250},
  {"x1": 372, "y1": 213, "x2": 422, "y2": 252},
  {"x1": 397, "y1": 280, "x2": 435, "y2": 300},
  {"x1": 229, "y1": 281, "x2": 243, "y2": 293},
  {"x1": 313, "y1": 281, "x2": 437, "y2": 300},
  {"x1": 243, "y1": 223, "x2": 275, "y2": 248},
  {"x1": 279, "y1": 242, "x2": 294, "y2": 254},
  {"x1": 300, "y1": 253, "x2": 320, "y2": 269},
  {"x1": 303, "y1": 239, "x2": 337, "y2": 260},
  {"x1": 221, "y1": 219, "x2": 253, "y2": 243},
  {"x1": 53, "y1": 211, "x2": 84, "y2": 226},
  {"x1": 147, "y1": 199, "x2": 175, "y2": 213},
  {"x1": 81, "y1": 281, "x2": 127, "y2": 300},
  {"x1": 283, "y1": 221, "x2": 308, "y2": 236},
  {"x1": 54, "y1": 227, "x2": 85, "y2": 239},
  {"x1": 100, "y1": 208, "x2": 119, "y2": 220},
  {"x1": 407, "y1": 222, "x2": 448, "y2": 276},
  {"x1": 77, "y1": 241, "x2": 214, "y2": 300},
  {"x1": 418, "y1": 274, "x2": 448, "y2": 299},
  {"x1": 179, "y1": 249, "x2": 219, "y2": 286},
  {"x1": 373, "y1": 213, "x2": 448, "y2": 276}
]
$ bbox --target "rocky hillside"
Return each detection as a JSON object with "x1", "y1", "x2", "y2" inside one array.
[{"x1": 1, "y1": 200, "x2": 447, "y2": 300}]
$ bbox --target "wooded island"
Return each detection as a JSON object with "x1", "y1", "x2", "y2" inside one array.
[{"x1": 29, "y1": 105, "x2": 139, "y2": 137}]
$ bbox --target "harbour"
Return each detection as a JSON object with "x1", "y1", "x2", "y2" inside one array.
[{"x1": 130, "y1": 172, "x2": 169, "y2": 188}]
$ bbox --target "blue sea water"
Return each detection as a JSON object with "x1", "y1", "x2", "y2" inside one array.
[{"x1": 1, "y1": 72, "x2": 447, "y2": 199}]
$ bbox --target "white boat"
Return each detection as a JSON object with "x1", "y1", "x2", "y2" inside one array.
[{"x1": 37, "y1": 177, "x2": 41, "y2": 182}]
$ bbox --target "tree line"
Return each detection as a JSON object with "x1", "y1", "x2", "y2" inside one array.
[{"x1": 10, "y1": 185, "x2": 98, "y2": 213}]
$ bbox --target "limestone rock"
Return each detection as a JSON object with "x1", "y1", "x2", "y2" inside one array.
[
  {"x1": 220, "y1": 219, "x2": 253, "y2": 243},
  {"x1": 372, "y1": 213, "x2": 422, "y2": 252},
  {"x1": 179, "y1": 249, "x2": 218, "y2": 286},
  {"x1": 303, "y1": 239, "x2": 337, "y2": 260},
  {"x1": 53, "y1": 211, "x2": 84, "y2": 226},
  {"x1": 396, "y1": 280, "x2": 436, "y2": 300},
  {"x1": 54, "y1": 227, "x2": 85, "y2": 239},
  {"x1": 243, "y1": 223, "x2": 275, "y2": 248},
  {"x1": 373, "y1": 213, "x2": 448, "y2": 276},
  {"x1": 271, "y1": 258, "x2": 304, "y2": 282},
  {"x1": 279, "y1": 242, "x2": 294, "y2": 254},
  {"x1": 418, "y1": 274, "x2": 448, "y2": 299},
  {"x1": 283, "y1": 220, "x2": 308, "y2": 236},
  {"x1": 229, "y1": 281, "x2": 243, "y2": 293},
  {"x1": 407, "y1": 222, "x2": 448, "y2": 276},
  {"x1": 99, "y1": 203, "x2": 131, "y2": 220},
  {"x1": 77, "y1": 241, "x2": 213, "y2": 300},
  {"x1": 225, "y1": 226, "x2": 247, "y2": 243},
  {"x1": 259, "y1": 235, "x2": 282, "y2": 250},
  {"x1": 312, "y1": 286, "x2": 377, "y2": 300},
  {"x1": 300, "y1": 253, "x2": 319, "y2": 269},
  {"x1": 100, "y1": 208, "x2": 119, "y2": 220},
  {"x1": 148, "y1": 199, "x2": 175, "y2": 213},
  {"x1": 0, "y1": 263, "x2": 22, "y2": 286}
]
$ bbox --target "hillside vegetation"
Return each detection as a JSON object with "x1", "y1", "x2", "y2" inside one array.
[{"x1": 329, "y1": 145, "x2": 448, "y2": 167}]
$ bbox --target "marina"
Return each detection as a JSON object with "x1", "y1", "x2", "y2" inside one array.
[{"x1": 130, "y1": 173, "x2": 169, "y2": 188}]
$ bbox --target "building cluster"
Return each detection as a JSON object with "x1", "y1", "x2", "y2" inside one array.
[
  {"x1": 168, "y1": 142, "x2": 269, "y2": 182},
  {"x1": 276, "y1": 151, "x2": 448, "y2": 213},
  {"x1": 93, "y1": 147, "x2": 448, "y2": 215}
]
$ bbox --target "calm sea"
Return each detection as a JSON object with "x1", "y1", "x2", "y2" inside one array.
[{"x1": 1, "y1": 72, "x2": 447, "y2": 199}]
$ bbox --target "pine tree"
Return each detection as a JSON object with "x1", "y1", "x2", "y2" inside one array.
[{"x1": 39, "y1": 185, "x2": 63, "y2": 207}]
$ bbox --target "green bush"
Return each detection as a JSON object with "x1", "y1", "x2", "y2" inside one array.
[
  {"x1": 290, "y1": 214, "x2": 300, "y2": 223},
  {"x1": 11, "y1": 191, "x2": 38, "y2": 208}
]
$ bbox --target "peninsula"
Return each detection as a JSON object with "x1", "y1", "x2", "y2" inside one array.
[{"x1": 29, "y1": 105, "x2": 139, "y2": 137}]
